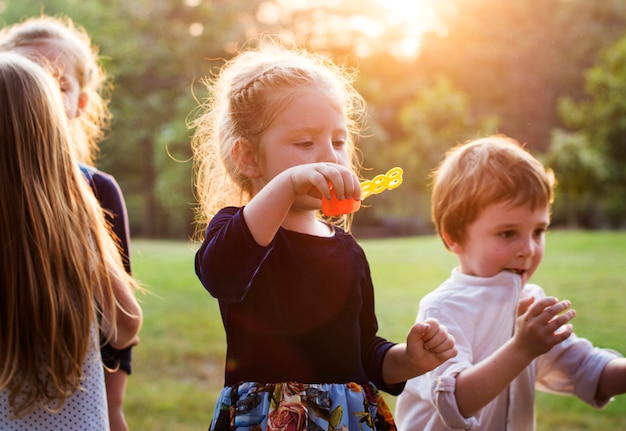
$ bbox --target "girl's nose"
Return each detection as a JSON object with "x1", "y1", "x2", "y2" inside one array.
[{"x1": 319, "y1": 141, "x2": 339, "y2": 163}]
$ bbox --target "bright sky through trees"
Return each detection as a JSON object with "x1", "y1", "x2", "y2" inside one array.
[
  {"x1": 255, "y1": 0, "x2": 451, "y2": 59},
  {"x1": 374, "y1": 0, "x2": 448, "y2": 58}
]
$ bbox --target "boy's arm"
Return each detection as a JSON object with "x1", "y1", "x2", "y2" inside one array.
[
  {"x1": 456, "y1": 296, "x2": 574, "y2": 417},
  {"x1": 455, "y1": 338, "x2": 535, "y2": 416},
  {"x1": 596, "y1": 358, "x2": 626, "y2": 399}
]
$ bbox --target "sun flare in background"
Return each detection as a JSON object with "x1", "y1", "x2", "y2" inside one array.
[
  {"x1": 372, "y1": 0, "x2": 448, "y2": 58},
  {"x1": 256, "y1": 0, "x2": 451, "y2": 60}
]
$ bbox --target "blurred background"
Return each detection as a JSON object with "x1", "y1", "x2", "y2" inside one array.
[{"x1": 3, "y1": 0, "x2": 626, "y2": 239}]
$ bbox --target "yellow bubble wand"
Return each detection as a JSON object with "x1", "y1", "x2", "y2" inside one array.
[{"x1": 321, "y1": 167, "x2": 404, "y2": 216}]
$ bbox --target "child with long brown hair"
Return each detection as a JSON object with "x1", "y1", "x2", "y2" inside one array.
[
  {"x1": 0, "y1": 15, "x2": 136, "y2": 430},
  {"x1": 0, "y1": 52, "x2": 142, "y2": 429}
]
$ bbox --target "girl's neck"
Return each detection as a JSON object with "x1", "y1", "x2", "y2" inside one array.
[{"x1": 282, "y1": 210, "x2": 334, "y2": 237}]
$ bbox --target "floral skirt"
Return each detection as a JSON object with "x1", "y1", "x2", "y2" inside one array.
[{"x1": 208, "y1": 381, "x2": 397, "y2": 431}]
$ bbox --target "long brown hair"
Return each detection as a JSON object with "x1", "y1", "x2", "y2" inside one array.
[{"x1": 0, "y1": 53, "x2": 130, "y2": 418}]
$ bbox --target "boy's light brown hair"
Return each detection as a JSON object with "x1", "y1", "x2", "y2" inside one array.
[{"x1": 431, "y1": 135, "x2": 556, "y2": 249}]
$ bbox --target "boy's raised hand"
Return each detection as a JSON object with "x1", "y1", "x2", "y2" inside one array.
[{"x1": 513, "y1": 296, "x2": 575, "y2": 359}]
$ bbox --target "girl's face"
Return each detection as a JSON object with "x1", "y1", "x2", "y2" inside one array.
[
  {"x1": 449, "y1": 200, "x2": 550, "y2": 285},
  {"x1": 255, "y1": 86, "x2": 350, "y2": 189},
  {"x1": 13, "y1": 42, "x2": 86, "y2": 120}
]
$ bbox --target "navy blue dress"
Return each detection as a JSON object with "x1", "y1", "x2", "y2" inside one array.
[{"x1": 196, "y1": 207, "x2": 402, "y2": 431}]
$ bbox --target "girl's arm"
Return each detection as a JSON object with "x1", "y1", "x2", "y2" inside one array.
[
  {"x1": 242, "y1": 169, "x2": 298, "y2": 246},
  {"x1": 242, "y1": 163, "x2": 359, "y2": 246},
  {"x1": 455, "y1": 296, "x2": 574, "y2": 417},
  {"x1": 101, "y1": 258, "x2": 143, "y2": 350}
]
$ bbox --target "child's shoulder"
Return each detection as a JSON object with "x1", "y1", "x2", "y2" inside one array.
[{"x1": 79, "y1": 163, "x2": 124, "y2": 198}]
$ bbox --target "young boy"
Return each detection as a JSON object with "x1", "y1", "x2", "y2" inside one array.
[{"x1": 394, "y1": 135, "x2": 626, "y2": 430}]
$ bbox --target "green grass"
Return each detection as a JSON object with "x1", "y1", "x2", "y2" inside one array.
[{"x1": 126, "y1": 231, "x2": 626, "y2": 430}]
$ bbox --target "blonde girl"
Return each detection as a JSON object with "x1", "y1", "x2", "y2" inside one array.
[
  {"x1": 0, "y1": 15, "x2": 135, "y2": 430},
  {"x1": 191, "y1": 39, "x2": 457, "y2": 431},
  {"x1": 0, "y1": 52, "x2": 141, "y2": 429},
  {"x1": 0, "y1": 14, "x2": 109, "y2": 165}
]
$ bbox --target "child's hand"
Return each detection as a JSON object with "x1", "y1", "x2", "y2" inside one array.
[
  {"x1": 284, "y1": 162, "x2": 360, "y2": 202},
  {"x1": 513, "y1": 296, "x2": 575, "y2": 359},
  {"x1": 406, "y1": 318, "x2": 458, "y2": 375}
]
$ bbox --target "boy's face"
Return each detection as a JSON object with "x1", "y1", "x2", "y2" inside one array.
[{"x1": 448, "y1": 200, "x2": 550, "y2": 285}]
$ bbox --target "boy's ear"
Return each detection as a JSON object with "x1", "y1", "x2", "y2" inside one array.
[
  {"x1": 232, "y1": 138, "x2": 261, "y2": 179},
  {"x1": 442, "y1": 229, "x2": 464, "y2": 254}
]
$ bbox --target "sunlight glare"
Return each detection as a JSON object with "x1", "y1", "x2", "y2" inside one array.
[
  {"x1": 375, "y1": 0, "x2": 446, "y2": 58},
  {"x1": 189, "y1": 22, "x2": 204, "y2": 37}
]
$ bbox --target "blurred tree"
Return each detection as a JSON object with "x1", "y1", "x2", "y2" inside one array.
[
  {"x1": 417, "y1": 0, "x2": 626, "y2": 152},
  {"x1": 544, "y1": 130, "x2": 607, "y2": 228},
  {"x1": 1, "y1": 0, "x2": 265, "y2": 238},
  {"x1": 355, "y1": 76, "x2": 498, "y2": 234},
  {"x1": 3, "y1": 0, "x2": 625, "y2": 236},
  {"x1": 378, "y1": 76, "x2": 497, "y2": 229},
  {"x1": 557, "y1": 34, "x2": 626, "y2": 228}
]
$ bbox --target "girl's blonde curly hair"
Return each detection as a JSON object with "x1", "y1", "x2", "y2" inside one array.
[{"x1": 190, "y1": 37, "x2": 367, "y2": 240}]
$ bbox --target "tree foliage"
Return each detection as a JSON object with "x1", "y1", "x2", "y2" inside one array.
[
  {"x1": 544, "y1": 130, "x2": 607, "y2": 228},
  {"x1": 2, "y1": 0, "x2": 625, "y2": 236},
  {"x1": 1, "y1": 0, "x2": 265, "y2": 237},
  {"x1": 556, "y1": 34, "x2": 626, "y2": 227},
  {"x1": 417, "y1": 0, "x2": 626, "y2": 151}
]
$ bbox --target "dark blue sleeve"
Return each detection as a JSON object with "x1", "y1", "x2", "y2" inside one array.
[
  {"x1": 80, "y1": 165, "x2": 134, "y2": 372},
  {"x1": 195, "y1": 207, "x2": 273, "y2": 304},
  {"x1": 82, "y1": 166, "x2": 132, "y2": 274}
]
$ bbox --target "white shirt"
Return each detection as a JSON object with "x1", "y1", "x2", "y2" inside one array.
[{"x1": 395, "y1": 268, "x2": 619, "y2": 431}]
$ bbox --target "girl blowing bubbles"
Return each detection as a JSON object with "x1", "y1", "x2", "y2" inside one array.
[{"x1": 191, "y1": 39, "x2": 457, "y2": 431}]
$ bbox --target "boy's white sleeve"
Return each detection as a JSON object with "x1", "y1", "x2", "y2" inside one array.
[
  {"x1": 433, "y1": 368, "x2": 481, "y2": 429},
  {"x1": 397, "y1": 366, "x2": 481, "y2": 430},
  {"x1": 535, "y1": 332, "x2": 621, "y2": 408},
  {"x1": 395, "y1": 271, "x2": 522, "y2": 430},
  {"x1": 395, "y1": 308, "x2": 481, "y2": 430},
  {"x1": 524, "y1": 282, "x2": 622, "y2": 409}
]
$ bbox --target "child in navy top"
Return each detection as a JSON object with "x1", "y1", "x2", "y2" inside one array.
[{"x1": 191, "y1": 38, "x2": 457, "y2": 431}]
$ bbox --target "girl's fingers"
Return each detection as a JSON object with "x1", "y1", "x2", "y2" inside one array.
[
  {"x1": 321, "y1": 164, "x2": 359, "y2": 200},
  {"x1": 426, "y1": 333, "x2": 456, "y2": 354}
]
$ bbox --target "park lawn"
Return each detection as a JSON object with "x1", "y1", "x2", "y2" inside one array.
[{"x1": 126, "y1": 230, "x2": 626, "y2": 430}]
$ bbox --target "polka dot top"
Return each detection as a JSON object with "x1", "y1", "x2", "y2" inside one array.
[{"x1": 0, "y1": 329, "x2": 109, "y2": 430}]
